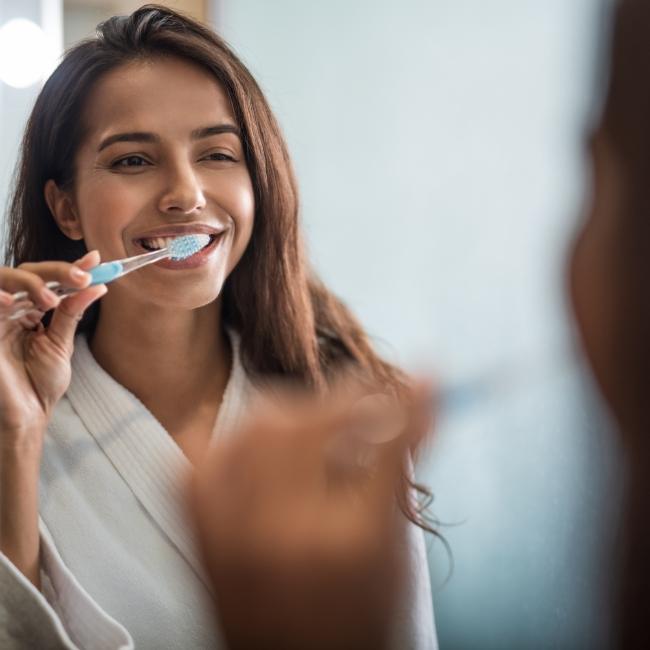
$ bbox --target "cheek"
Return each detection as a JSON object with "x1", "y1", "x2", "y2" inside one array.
[
  {"x1": 226, "y1": 173, "x2": 255, "y2": 260},
  {"x1": 75, "y1": 176, "x2": 149, "y2": 253}
]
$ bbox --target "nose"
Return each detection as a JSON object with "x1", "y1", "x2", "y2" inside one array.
[{"x1": 158, "y1": 162, "x2": 207, "y2": 215}]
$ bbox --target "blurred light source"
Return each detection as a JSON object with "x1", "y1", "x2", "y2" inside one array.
[{"x1": 0, "y1": 18, "x2": 53, "y2": 88}]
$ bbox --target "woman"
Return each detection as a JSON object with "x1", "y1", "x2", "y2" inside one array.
[
  {"x1": 0, "y1": 5, "x2": 436, "y2": 649},
  {"x1": 569, "y1": 0, "x2": 650, "y2": 646}
]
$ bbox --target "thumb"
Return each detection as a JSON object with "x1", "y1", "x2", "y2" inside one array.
[
  {"x1": 47, "y1": 284, "x2": 106, "y2": 352},
  {"x1": 46, "y1": 250, "x2": 105, "y2": 351},
  {"x1": 366, "y1": 381, "x2": 433, "y2": 506}
]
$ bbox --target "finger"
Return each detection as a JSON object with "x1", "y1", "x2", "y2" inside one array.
[
  {"x1": 47, "y1": 284, "x2": 107, "y2": 352},
  {"x1": 0, "y1": 290, "x2": 18, "y2": 324},
  {"x1": 349, "y1": 379, "x2": 434, "y2": 451},
  {"x1": 73, "y1": 250, "x2": 100, "y2": 271},
  {"x1": 17, "y1": 258, "x2": 93, "y2": 291},
  {"x1": 0, "y1": 290, "x2": 12, "y2": 308},
  {"x1": 0, "y1": 268, "x2": 61, "y2": 311},
  {"x1": 17, "y1": 261, "x2": 91, "y2": 288},
  {"x1": 3, "y1": 251, "x2": 100, "y2": 307},
  {"x1": 364, "y1": 384, "x2": 432, "y2": 507},
  {"x1": 306, "y1": 383, "x2": 401, "y2": 475},
  {"x1": 342, "y1": 394, "x2": 407, "y2": 446},
  {"x1": 17, "y1": 309, "x2": 45, "y2": 331}
]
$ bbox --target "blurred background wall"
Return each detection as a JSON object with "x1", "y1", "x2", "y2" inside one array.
[
  {"x1": 0, "y1": 1, "x2": 622, "y2": 648},
  {"x1": 0, "y1": 0, "x2": 57, "y2": 236}
]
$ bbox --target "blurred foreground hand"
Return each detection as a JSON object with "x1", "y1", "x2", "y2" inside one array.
[{"x1": 190, "y1": 380, "x2": 432, "y2": 650}]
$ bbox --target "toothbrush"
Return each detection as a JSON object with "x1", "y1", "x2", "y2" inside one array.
[{"x1": 6, "y1": 233, "x2": 211, "y2": 321}]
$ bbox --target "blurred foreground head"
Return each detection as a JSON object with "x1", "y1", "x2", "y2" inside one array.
[{"x1": 569, "y1": 0, "x2": 650, "y2": 646}]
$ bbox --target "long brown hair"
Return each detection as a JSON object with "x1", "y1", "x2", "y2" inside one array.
[
  {"x1": 590, "y1": 0, "x2": 650, "y2": 646},
  {"x1": 3, "y1": 5, "x2": 434, "y2": 533}
]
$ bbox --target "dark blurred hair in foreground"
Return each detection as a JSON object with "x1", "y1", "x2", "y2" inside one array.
[{"x1": 594, "y1": 0, "x2": 650, "y2": 646}]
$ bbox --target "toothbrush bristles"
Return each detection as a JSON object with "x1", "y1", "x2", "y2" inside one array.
[{"x1": 168, "y1": 234, "x2": 212, "y2": 260}]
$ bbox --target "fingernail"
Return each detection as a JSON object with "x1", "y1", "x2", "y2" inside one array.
[
  {"x1": 40, "y1": 288, "x2": 59, "y2": 307},
  {"x1": 70, "y1": 267, "x2": 90, "y2": 282}
]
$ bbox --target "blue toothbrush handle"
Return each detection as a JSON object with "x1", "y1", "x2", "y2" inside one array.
[
  {"x1": 42, "y1": 262, "x2": 124, "y2": 298},
  {"x1": 5, "y1": 261, "x2": 123, "y2": 320},
  {"x1": 88, "y1": 262, "x2": 124, "y2": 286}
]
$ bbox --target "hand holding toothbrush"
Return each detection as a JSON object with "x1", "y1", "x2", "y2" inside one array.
[
  {"x1": 191, "y1": 379, "x2": 433, "y2": 650},
  {"x1": 0, "y1": 233, "x2": 210, "y2": 434},
  {"x1": 0, "y1": 250, "x2": 107, "y2": 442}
]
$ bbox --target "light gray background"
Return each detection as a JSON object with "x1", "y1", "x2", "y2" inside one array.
[{"x1": 1, "y1": 1, "x2": 623, "y2": 648}]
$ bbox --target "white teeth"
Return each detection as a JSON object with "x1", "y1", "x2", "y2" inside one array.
[
  {"x1": 140, "y1": 235, "x2": 215, "y2": 250},
  {"x1": 140, "y1": 236, "x2": 176, "y2": 250}
]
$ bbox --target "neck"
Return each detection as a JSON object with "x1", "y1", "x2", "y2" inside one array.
[{"x1": 88, "y1": 291, "x2": 231, "y2": 432}]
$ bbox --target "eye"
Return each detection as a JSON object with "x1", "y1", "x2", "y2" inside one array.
[
  {"x1": 203, "y1": 152, "x2": 237, "y2": 163},
  {"x1": 112, "y1": 155, "x2": 150, "y2": 168}
]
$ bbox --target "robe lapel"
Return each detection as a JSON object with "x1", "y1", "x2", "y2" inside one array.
[{"x1": 65, "y1": 332, "x2": 251, "y2": 591}]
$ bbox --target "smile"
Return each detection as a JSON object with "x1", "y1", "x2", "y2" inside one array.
[{"x1": 133, "y1": 231, "x2": 226, "y2": 270}]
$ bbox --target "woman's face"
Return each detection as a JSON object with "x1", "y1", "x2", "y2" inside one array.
[{"x1": 61, "y1": 56, "x2": 254, "y2": 310}]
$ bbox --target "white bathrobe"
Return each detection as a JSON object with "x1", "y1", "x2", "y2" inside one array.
[{"x1": 0, "y1": 332, "x2": 437, "y2": 649}]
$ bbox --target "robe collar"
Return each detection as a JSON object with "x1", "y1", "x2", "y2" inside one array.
[{"x1": 65, "y1": 329, "x2": 252, "y2": 590}]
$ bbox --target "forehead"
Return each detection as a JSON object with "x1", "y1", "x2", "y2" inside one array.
[{"x1": 81, "y1": 57, "x2": 235, "y2": 143}]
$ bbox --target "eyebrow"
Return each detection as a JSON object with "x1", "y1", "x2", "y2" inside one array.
[
  {"x1": 97, "y1": 123, "x2": 241, "y2": 152},
  {"x1": 191, "y1": 124, "x2": 240, "y2": 140}
]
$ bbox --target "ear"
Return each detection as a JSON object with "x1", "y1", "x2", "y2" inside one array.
[{"x1": 44, "y1": 179, "x2": 84, "y2": 240}]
